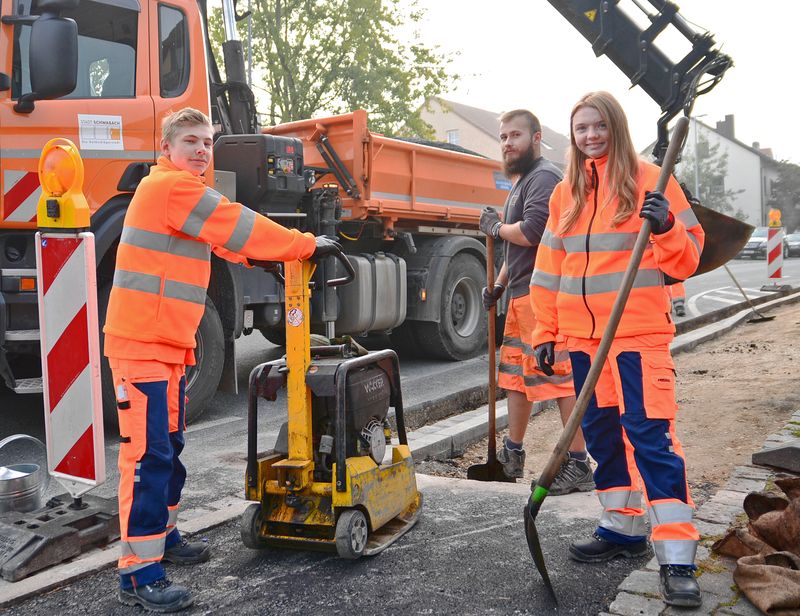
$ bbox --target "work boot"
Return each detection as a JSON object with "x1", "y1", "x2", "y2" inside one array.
[
  {"x1": 569, "y1": 532, "x2": 649, "y2": 563},
  {"x1": 496, "y1": 436, "x2": 525, "y2": 478},
  {"x1": 659, "y1": 565, "x2": 702, "y2": 607},
  {"x1": 162, "y1": 537, "x2": 211, "y2": 565},
  {"x1": 673, "y1": 300, "x2": 686, "y2": 317},
  {"x1": 118, "y1": 578, "x2": 194, "y2": 612},
  {"x1": 546, "y1": 455, "x2": 595, "y2": 496}
]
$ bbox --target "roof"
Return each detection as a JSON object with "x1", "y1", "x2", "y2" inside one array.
[{"x1": 430, "y1": 97, "x2": 571, "y2": 166}]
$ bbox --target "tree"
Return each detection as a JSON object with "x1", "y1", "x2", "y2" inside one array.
[
  {"x1": 208, "y1": 0, "x2": 456, "y2": 137},
  {"x1": 767, "y1": 160, "x2": 800, "y2": 232},
  {"x1": 676, "y1": 134, "x2": 746, "y2": 220}
]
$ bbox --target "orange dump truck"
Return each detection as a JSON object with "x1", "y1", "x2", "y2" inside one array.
[{"x1": 0, "y1": 0, "x2": 507, "y2": 422}]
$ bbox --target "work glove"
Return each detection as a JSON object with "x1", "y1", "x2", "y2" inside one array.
[
  {"x1": 312, "y1": 234, "x2": 343, "y2": 259},
  {"x1": 533, "y1": 341, "x2": 556, "y2": 376},
  {"x1": 479, "y1": 207, "x2": 503, "y2": 239},
  {"x1": 481, "y1": 283, "x2": 505, "y2": 311},
  {"x1": 639, "y1": 190, "x2": 674, "y2": 235}
]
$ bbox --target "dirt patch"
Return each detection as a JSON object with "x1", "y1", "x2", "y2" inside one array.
[{"x1": 418, "y1": 301, "x2": 800, "y2": 506}]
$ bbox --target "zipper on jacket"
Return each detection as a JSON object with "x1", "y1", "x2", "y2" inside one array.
[{"x1": 582, "y1": 162, "x2": 599, "y2": 338}]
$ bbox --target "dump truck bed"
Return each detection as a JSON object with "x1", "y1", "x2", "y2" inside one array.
[{"x1": 262, "y1": 110, "x2": 508, "y2": 227}]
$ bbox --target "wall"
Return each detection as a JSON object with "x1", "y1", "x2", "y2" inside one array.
[{"x1": 419, "y1": 99, "x2": 501, "y2": 160}]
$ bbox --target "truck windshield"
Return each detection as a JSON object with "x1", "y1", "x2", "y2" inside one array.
[{"x1": 11, "y1": 0, "x2": 138, "y2": 100}]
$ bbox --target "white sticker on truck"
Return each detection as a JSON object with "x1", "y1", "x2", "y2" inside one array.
[{"x1": 78, "y1": 114, "x2": 124, "y2": 150}]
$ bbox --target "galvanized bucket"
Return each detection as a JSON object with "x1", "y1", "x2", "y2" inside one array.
[{"x1": 0, "y1": 434, "x2": 50, "y2": 514}]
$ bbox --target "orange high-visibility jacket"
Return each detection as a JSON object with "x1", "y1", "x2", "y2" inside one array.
[
  {"x1": 530, "y1": 155, "x2": 704, "y2": 343},
  {"x1": 104, "y1": 156, "x2": 316, "y2": 350}
]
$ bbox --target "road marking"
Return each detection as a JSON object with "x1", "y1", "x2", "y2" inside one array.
[
  {"x1": 185, "y1": 416, "x2": 243, "y2": 434},
  {"x1": 714, "y1": 288, "x2": 768, "y2": 299},
  {"x1": 703, "y1": 295, "x2": 740, "y2": 305}
]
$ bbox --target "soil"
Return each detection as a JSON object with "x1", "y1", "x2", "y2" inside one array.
[{"x1": 417, "y1": 301, "x2": 800, "y2": 506}]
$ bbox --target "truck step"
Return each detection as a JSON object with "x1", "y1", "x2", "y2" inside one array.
[
  {"x1": 12, "y1": 378, "x2": 43, "y2": 394},
  {"x1": 4, "y1": 329, "x2": 40, "y2": 342}
]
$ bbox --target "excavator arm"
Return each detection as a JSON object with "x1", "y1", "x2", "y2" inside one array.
[{"x1": 546, "y1": 0, "x2": 732, "y2": 163}]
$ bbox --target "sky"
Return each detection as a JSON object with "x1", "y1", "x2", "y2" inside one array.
[{"x1": 405, "y1": 0, "x2": 796, "y2": 163}]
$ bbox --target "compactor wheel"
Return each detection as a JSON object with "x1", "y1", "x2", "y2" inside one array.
[
  {"x1": 241, "y1": 503, "x2": 269, "y2": 549},
  {"x1": 335, "y1": 509, "x2": 369, "y2": 559}
]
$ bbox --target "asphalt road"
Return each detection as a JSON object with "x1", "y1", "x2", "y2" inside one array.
[{"x1": 3, "y1": 479, "x2": 644, "y2": 616}]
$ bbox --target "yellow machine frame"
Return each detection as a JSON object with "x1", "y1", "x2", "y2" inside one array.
[{"x1": 242, "y1": 259, "x2": 421, "y2": 557}]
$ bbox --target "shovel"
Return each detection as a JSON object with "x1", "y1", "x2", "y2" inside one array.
[
  {"x1": 524, "y1": 116, "x2": 692, "y2": 602},
  {"x1": 467, "y1": 234, "x2": 516, "y2": 483},
  {"x1": 723, "y1": 264, "x2": 775, "y2": 323}
]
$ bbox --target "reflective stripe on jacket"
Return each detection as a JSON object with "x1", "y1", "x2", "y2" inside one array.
[
  {"x1": 104, "y1": 156, "x2": 316, "y2": 350},
  {"x1": 530, "y1": 156, "x2": 704, "y2": 343}
]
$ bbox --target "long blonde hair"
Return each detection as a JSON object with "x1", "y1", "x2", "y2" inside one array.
[{"x1": 560, "y1": 92, "x2": 640, "y2": 234}]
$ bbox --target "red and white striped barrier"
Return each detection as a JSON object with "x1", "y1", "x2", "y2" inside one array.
[
  {"x1": 767, "y1": 227, "x2": 784, "y2": 280},
  {"x1": 36, "y1": 231, "x2": 105, "y2": 496}
]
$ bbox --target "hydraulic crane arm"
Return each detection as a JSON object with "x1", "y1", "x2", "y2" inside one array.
[{"x1": 547, "y1": 0, "x2": 732, "y2": 163}]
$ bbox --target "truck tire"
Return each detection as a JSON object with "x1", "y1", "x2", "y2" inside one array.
[
  {"x1": 183, "y1": 297, "x2": 225, "y2": 423},
  {"x1": 417, "y1": 253, "x2": 487, "y2": 360},
  {"x1": 98, "y1": 286, "x2": 224, "y2": 427}
]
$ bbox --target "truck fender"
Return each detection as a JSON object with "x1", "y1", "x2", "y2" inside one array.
[
  {"x1": 404, "y1": 235, "x2": 486, "y2": 322},
  {"x1": 90, "y1": 196, "x2": 130, "y2": 273}
]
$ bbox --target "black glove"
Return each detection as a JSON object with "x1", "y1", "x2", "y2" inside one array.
[
  {"x1": 481, "y1": 283, "x2": 505, "y2": 310},
  {"x1": 479, "y1": 207, "x2": 503, "y2": 239},
  {"x1": 312, "y1": 235, "x2": 343, "y2": 259},
  {"x1": 533, "y1": 341, "x2": 555, "y2": 376},
  {"x1": 639, "y1": 190, "x2": 674, "y2": 235}
]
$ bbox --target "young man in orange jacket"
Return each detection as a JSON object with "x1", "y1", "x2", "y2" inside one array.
[{"x1": 105, "y1": 108, "x2": 339, "y2": 612}]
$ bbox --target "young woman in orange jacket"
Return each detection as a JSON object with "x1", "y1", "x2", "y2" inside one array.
[{"x1": 530, "y1": 91, "x2": 705, "y2": 608}]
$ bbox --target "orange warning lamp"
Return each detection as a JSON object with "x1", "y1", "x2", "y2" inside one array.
[
  {"x1": 37, "y1": 138, "x2": 90, "y2": 229},
  {"x1": 768, "y1": 208, "x2": 782, "y2": 228}
]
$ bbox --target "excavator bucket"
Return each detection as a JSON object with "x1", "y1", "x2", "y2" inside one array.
[{"x1": 691, "y1": 201, "x2": 754, "y2": 277}]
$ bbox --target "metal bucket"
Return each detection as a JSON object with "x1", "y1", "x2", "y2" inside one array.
[{"x1": 0, "y1": 435, "x2": 50, "y2": 514}]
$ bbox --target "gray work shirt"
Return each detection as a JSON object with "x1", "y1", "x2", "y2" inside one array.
[{"x1": 502, "y1": 157, "x2": 563, "y2": 298}]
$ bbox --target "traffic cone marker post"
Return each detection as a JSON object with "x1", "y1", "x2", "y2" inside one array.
[{"x1": 761, "y1": 208, "x2": 792, "y2": 292}]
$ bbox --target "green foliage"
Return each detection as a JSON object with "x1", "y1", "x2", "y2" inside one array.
[
  {"x1": 767, "y1": 160, "x2": 800, "y2": 232},
  {"x1": 676, "y1": 134, "x2": 746, "y2": 220},
  {"x1": 208, "y1": 0, "x2": 456, "y2": 136}
]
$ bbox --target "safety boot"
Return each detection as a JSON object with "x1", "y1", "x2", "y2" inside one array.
[
  {"x1": 496, "y1": 436, "x2": 525, "y2": 478},
  {"x1": 660, "y1": 565, "x2": 702, "y2": 607},
  {"x1": 569, "y1": 532, "x2": 649, "y2": 563},
  {"x1": 673, "y1": 299, "x2": 686, "y2": 317},
  {"x1": 162, "y1": 537, "x2": 211, "y2": 565},
  {"x1": 118, "y1": 578, "x2": 194, "y2": 612},
  {"x1": 547, "y1": 455, "x2": 595, "y2": 496}
]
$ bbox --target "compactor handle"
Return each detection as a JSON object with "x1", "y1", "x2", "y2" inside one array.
[{"x1": 322, "y1": 245, "x2": 355, "y2": 287}]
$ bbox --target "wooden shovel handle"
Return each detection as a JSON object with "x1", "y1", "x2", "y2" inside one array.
[{"x1": 486, "y1": 234, "x2": 498, "y2": 460}]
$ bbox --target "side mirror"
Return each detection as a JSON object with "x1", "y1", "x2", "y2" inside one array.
[{"x1": 15, "y1": 13, "x2": 78, "y2": 113}]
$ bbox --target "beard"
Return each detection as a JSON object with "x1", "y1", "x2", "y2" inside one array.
[{"x1": 502, "y1": 143, "x2": 537, "y2": 177}]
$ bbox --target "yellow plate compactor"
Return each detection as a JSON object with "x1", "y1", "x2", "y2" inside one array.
[{"x1": 241, "y1": 253, "x2": 422, "y2": 558}]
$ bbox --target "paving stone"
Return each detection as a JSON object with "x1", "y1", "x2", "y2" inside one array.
[
  {"x1": 451, "y1": 424, "x2": 491, "y2": 452},
  {"x1": 723, "y1": 477, "x2": 769, "y2": 494},
  {"x1": 717, "y1": 595, "x2": 763, "y2": 616},
  {"x1": 694, "y1": 518, "x2": 730, "y2": 539},
  {"x1": 729, "y1": 466, "x2": 773, "y2": 482},
  {"x1": 752, "y1": 442, "x2": 800, "y2": 473},
  {"x1": 662, "y1": 605, "x2": 713, "y2": 616},
  {"x1": 617, "y1": 569, "x2": 660, "y2": 595},
  {"x1": 697, "y1": 570, "x2": 738, "y2": 601},
  {"x1": 607, "y1": 591, "x2": 665, "y2": 616},
  {"x1": 644, "y1": 556, "x2": 660, "y2": 571}
]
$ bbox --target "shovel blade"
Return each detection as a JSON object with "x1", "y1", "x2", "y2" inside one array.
[
  {"x1": 524, "y1": 500, "x2": 558, "y2": 603},
  {"x1": 466, "y1": 461, "x2": 516, "y2": 483},
  {"x1": 692, "y1": 203, "x2": 755, "y2": 276}
]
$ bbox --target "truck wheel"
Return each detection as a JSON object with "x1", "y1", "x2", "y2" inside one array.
[
  {"x1": 98, "y1": 286, "x2": 223, "y2": 427},
  {"x1": 418, "y1": 253, "x2": 487, "y2": 360},
  {"x1": 183, "y1": 297, "x2": 225, "y2": 424}
]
